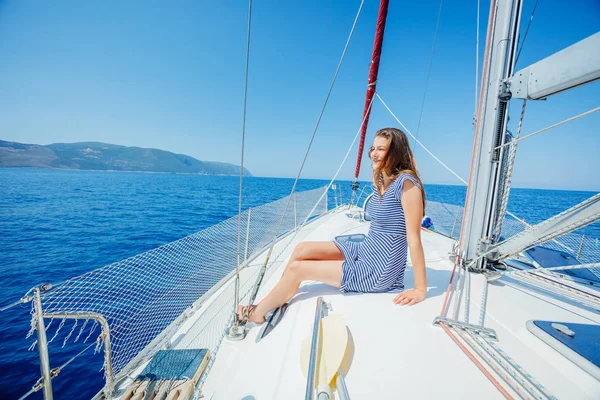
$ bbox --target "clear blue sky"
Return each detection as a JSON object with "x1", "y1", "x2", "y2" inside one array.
[{"x1": 0, "y1": 0, "x2": 598, "y2": 190}]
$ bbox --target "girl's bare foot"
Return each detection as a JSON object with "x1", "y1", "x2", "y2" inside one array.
[{"x1": 237, "y1": 304, "x2": 266, "y2": 324}]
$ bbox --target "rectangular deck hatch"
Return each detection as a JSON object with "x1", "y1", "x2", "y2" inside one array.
[{"x1": 527, "y1": 320, "x2": 600, "y2": 381}]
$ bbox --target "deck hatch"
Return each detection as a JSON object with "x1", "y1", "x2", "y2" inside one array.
[{"x1": 527, "y1": 320, "x2": 600, "y2": 380}]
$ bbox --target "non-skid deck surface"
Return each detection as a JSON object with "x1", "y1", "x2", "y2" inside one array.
[
  {"x1": 202, "y1": 210, "x2": 507, "y2": 399},
  {"x1": 110, "y1": 208, "x2": 600, "y2": 399},
  {"x1": 158, "y1": 208, "x2": 600, "y2": 400}
]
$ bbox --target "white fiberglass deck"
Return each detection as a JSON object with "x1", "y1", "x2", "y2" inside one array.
[
  {"x1": 195, "y1": 208, "x2": 600, "y2": 400},
  {"x1": 106, "y1": 207, "x2": 600, "y2": 400}
]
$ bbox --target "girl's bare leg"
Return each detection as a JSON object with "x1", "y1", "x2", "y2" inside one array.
[
  {"x1": 290, "y1": 241, "x2": 344, "y2": 261},
  {"x1": 246, "y1": 259, "x2": 343, "y2": 323},
  {"x1": 239, "y1": 242, "x2": 344, "y2": 323},
  {"x1": 283, "y1": 241, "x2": 343, "y2": 275}
]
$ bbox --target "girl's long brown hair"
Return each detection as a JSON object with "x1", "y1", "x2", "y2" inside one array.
[{"x1": 370, "y1": 127, "x2": 426, "y2": 215}]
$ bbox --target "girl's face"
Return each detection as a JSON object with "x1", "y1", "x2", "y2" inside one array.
[{"x1": 370, "y1": 136, "x2": 388, "y2": 170}]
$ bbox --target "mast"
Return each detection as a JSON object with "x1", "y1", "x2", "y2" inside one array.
[
  {"x1": 461, "y1": 0, "x2": 600, "y2": 271},
  {"x1": 459, "y1": 0, "x2": 523, "y2": 270},
  {"x1": 351, "y1": 0, "x2": 390, "y2": 195}
]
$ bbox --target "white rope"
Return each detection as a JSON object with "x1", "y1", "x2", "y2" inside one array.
[
  {"x1": 494, "y1": 100, "x2": 527, "y2": 239},
  {"x1": 495, "y1": 106, "x2": 600, "y2": 150},
  {"x1": 377, "y1": 93, "x2": 467, "y2": 184}
]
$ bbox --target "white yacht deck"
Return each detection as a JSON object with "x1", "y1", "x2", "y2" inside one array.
[{"x1": 194, "y1": 208, "x2": 600, "y2": 399}]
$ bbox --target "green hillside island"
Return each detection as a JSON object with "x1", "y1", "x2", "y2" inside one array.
[{"x1": 0, "y1": 140, "x2": 252, "y2": 176}]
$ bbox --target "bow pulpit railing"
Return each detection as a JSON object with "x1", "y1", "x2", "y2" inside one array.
[{"x1": 20, "y1": 186, "x2": 329, "y2": 399}]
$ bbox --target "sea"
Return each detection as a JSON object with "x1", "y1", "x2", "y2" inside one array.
[{"x1": 0, "y1": 168, "x2": 598, "y2": 399}]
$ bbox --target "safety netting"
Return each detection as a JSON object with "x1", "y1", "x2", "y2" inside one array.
[{"x1": 29, "y1": 186, "x2": 328, "y2": 385}]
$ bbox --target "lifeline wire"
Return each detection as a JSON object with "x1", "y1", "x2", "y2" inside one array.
[
  {"x1": 233, "y1": 0, "x2": 253, "y2": 324},
  {"x1": 303, "y1": 95, "x2": 375, "y2": 224},
  {"x1": 245, "y1": 0, "x2": 366, "y2": 309}
]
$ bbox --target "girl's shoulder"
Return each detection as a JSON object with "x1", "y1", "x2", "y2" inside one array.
[{"x1": 391, "y1": 173, "x2": 421, "y2": 201}]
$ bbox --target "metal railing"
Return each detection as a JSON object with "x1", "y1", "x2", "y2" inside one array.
[{"x1": 17, "y1": 186, "x2": 329, "y2": 400}]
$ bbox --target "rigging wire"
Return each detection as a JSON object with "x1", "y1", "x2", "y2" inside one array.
[
  {"x1": 460, "y1": 0, "x2": 498, "y2": 264},
  {"x1": 349, "y1": 96, "x2": 376, "y2": 207},
  {"x1": 494, "y1": 106, "x2": 600, "y2": 150},
  {"x1": 442, "y1": 1, "x2": 499, "y2": 328},
  {"x1": 304, "y1": 95, "x2": 375, "y2": 223},
  {"x1": 0, "y1": 296, "x2": 30, "y2": 312},
  {"x1": 244, "y1": 0, "x2": 366, "y2": 312},
  {"x1": 377, "y1": 92, "x2": 576, "y2": 254},
  {"x1": 412, "y1": 0, "x2": 444, "y2": 153},
  {"x1": 233, "y1": 0, "x2": 253, "y2": 325},
  {"x1": 18, "y1": 339, "x2": 98, "y2": 400},
  {"x1": 515, "y1": 0, "x2": 539, "y2": 65},
  {"x1": 237, "y1": 96, "x2": 377, "y2": 284},
  {"x1": 474, "y1": 0, "x2": 480, "y2": 128},
  {"x1": 228, "y1": 95, "x2": 378, "y2": 328},
  {"x1": 377, "y1": 93, "x2": 467, "y2": 184}
]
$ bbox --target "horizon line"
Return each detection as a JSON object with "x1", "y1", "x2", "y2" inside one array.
[{"x1": 1, "y1": 166, "x2": 598, "y2": 193}]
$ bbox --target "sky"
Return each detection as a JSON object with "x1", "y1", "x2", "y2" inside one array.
[{"x1": 0, "y1": 0, "x2": 598, "y2": 191}]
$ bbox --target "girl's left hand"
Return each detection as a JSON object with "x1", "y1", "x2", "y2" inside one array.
[{"x1": 393, "y1": 288, "x2": 426, "y2": 306}]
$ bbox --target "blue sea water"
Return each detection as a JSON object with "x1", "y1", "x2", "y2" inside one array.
[{"x1": 0, "y1": 168, "x2": 598, "y2": 399}]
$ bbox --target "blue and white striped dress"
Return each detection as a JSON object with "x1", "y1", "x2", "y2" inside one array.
[{"x1": 334, "y1": 173, "x2": 420, "y2": 293}]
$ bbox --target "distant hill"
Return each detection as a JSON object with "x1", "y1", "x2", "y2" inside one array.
[{"x1": 0, "y1": 140, "x2": 252, "y2": 176}]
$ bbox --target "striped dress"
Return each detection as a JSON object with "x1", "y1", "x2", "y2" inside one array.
[{"x1": 334, "y1": 173, "x2": 420, "y2": 293}]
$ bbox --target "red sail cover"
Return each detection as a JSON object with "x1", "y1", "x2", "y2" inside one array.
[{"x1": 355, "y1": 0, "x2": 390, "y2": 180}]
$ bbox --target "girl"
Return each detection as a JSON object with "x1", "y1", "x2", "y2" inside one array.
[{"x1": 239, "y1": 127, "x2": 427, "y2": 323}]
